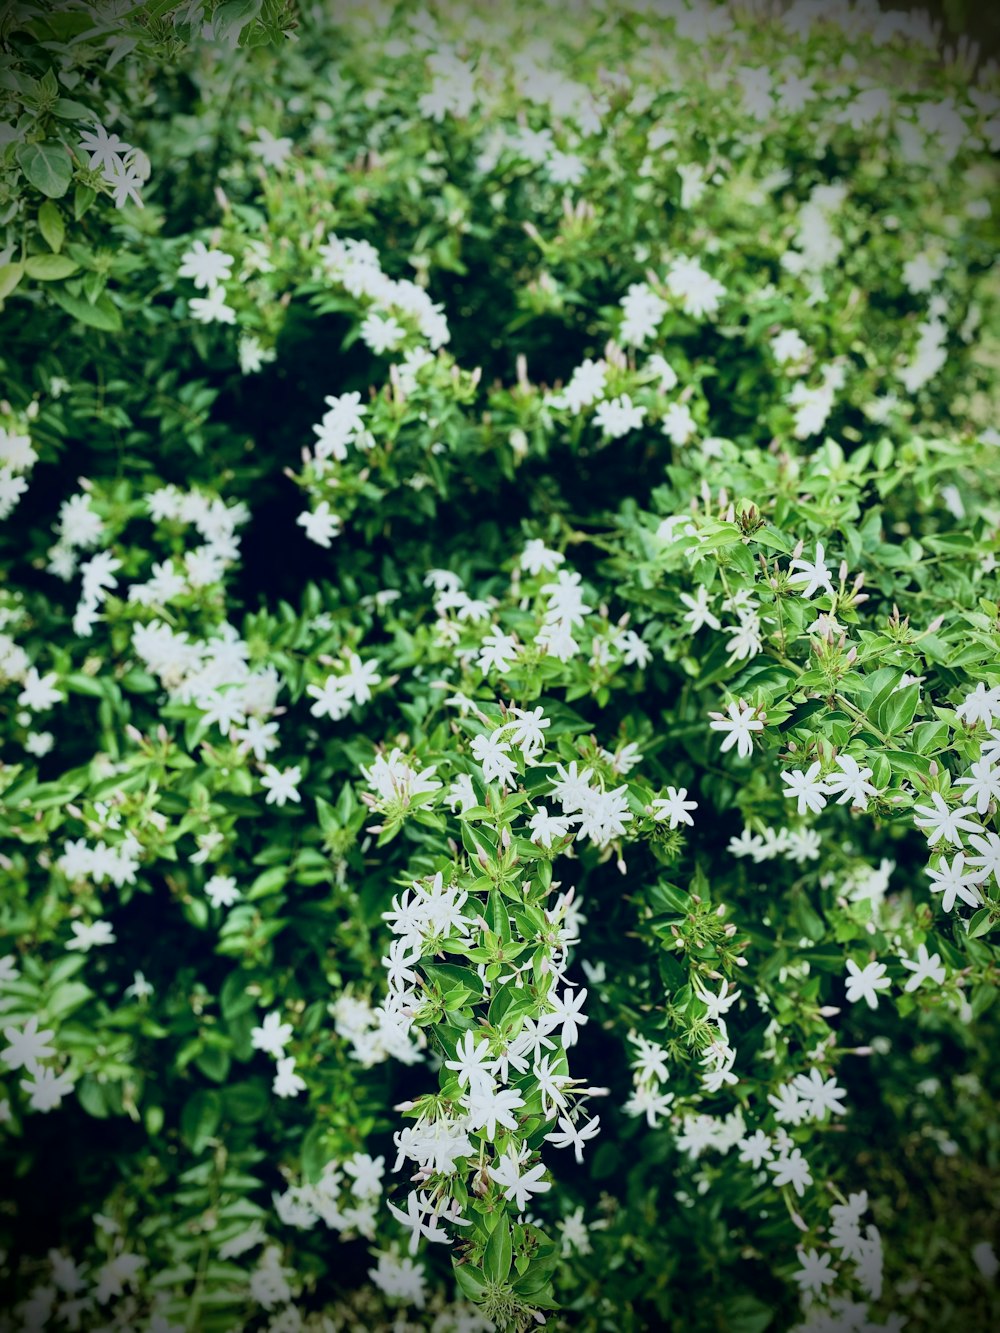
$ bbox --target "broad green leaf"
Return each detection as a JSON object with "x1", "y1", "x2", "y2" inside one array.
[
  {"x1": 24, "y1": 253, "x2": 79, "y2": 280},
  {"x1": 17, "y1": 141, "x2": 73, "y2": 198},
  {"x1": 37, "y1": 200, "x2": 65, "y2": 252}
]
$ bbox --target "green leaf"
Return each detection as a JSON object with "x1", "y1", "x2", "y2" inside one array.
[
  {"x1": 213, "y1": 0, "x2": 263, "y2": 43},
  {"x1": 483, "y1": 1213, "x2": 512, "y2": 1283},
  {"x1": 53, "y1": 97, "x2": 94, "y2": 120},
  {"x1": 37, "y1": 201, "x2": 65, "y2": 252},
  {"x1": 48, "y1": 288, "x2": 122, "y2": 332},
  {"x1": 877, "y1": 683, "x2": 919, "y2": 736},
  {"x1": 452, "y1": 1261, "x2": 488, "y2": 1302},
  {"x1": 223, "y1": 1081, "x2": 270, "y2": 1124},
  {"x1": 0, "y1": 263, "x2": 24, "y2": 302},
  {"x1": 24, "y1": 253, "x2": 79, "y2": 280},
  {"x1": 73, "y1": 184, "x2": 96, "y2": 220},
  {"x1": 17, "y1": 141, "x2": 73, "y2": 199},
  {"x1": 966, "y1": 908, "x2": 995, "y2": 940},
  {"x1": 77, "y1": 1076, "x2": 111, "y2": 1119},
  {"x1": 194, "y1": 1044, "x2": 231, "y2": 1083},
  {"x1": 181, "y1": 1090, "x2": 222, "y2": 1152}
]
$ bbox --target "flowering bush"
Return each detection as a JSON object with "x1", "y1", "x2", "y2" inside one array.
[{"x1": 2, "y1": 1, "x2": 1000, "y2": 1331}]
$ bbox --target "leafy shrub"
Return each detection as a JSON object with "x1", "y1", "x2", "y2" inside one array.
[{"x1": 1, "y1": 2, "x2": 999, "y2": 1331}]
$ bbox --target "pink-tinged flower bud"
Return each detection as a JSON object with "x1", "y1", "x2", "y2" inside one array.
[
  {"x1": 839, "y1": 560, "x2": 848, "y2": 582},
  {"x1": 926, "y1": 615, "x2": 945, "y2": 633},
  {"x1": 819, "y1": 1006, "x2": 841, "y2": 1017},
  {"x1": 792, "y1": 538, "x2": 804, "y2": 559}
]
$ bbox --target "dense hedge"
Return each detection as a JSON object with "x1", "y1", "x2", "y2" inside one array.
[{"x1": 1, "y1": 2, "x2": 999, "y2": 1331}]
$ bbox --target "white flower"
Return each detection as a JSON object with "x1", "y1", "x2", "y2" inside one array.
[
  {"x1": 273, "y1": 1056, "x2": 306, "y2": 1099},
  {"x1": 691, "y1": 977, "x2": 741, "y2": 1022},
  {"x1": 260, "y1": 764, "x2": 302, "y2": 806},
  {"x1": 124, "y1": 970, "x2": 154, "y2": 1000},
  {"x1": 780, "y1": 762, "x2": 829, "y2": 816},
  {"x1": 507, "y1": 704, "x2": 550, "y2": 759},
  {"x1": 662, "y1": 401, "x2": 697, "y2": 445},
  {"x1": 17, "y1": 667, "x2": 63, "y2": 711},
  {"x1": 340, "y1": 653, "x2": 381, "y2": 705},
  {"x1": 464, "y1": 1085, "x2": 525, "y2": 1141},
  {"x1": 520, "y1": 539, "x2": 564, "y2": 575},
  {"x1": 2, "y1": 1016, "x2": 56, "y2": 1072},
  {"x1": 249, "y1": 127, "x2": 293, "y2": 169},
  {"x1": 666, "y1": 256, "x2": 726, "y2": 319},
  {"x1": 824, "y1": 754, "x2": 878, "y2": 809},
  {"x1": 791, "y1": 1068, "x2": 847, "y2": 1118},
  {"x1": 618, "y1": 629, "x2": 652, "y2": 667},
  {"x1": 955, "y1": 756, "x2": 1000, "y2": 815},
  {"x1": 900, "y1": 942, "x2": 946, "y2": 992},
  {"x1": 470, "y1": 731, "x2": 517, "y2": 786},
  {"x1": 21, "y1": 1065, "x2": 75, "y2": 1113},
  {"x1": 650, "y1": 786, "x2": 698, "y2": 829},
  {"x1": 360, "y1": 311, "x2": 406, "y2": 354},
  {"x1": 79, "y1": 123, "x2": 129, "y2": 173},
  {"x1": 619, "y1": 282, "x2": 667, "y2": 346},
  {"x1": 771, "y1": 329, "x2": 808, "y2": 365},
  {"x1": 344, "y1": 1151, "x2": 385, "y2": 1199},
  {"x1": 205, "y1": 874, "x2": 240, "y2": 909},
  {"x1": 543, "y1": 986, "x2": 589, "y2": 1047},
  {"x1": 251, "y1": 1011, "x2": 293, "y2": 1058},
  {"x1": 444, "y1": 1032, "x2": 498, "y2": 1096},
  {"x1": 913, "y1": 791, "x2": 980, "y2": 847},
  {"x1": 593, "y1": 394, "x2": 646, "y2": 439},
  {"x1": 680, "y1": 586, "x2": 720, "y2": 633},
  {"x1": 557, "y1": 358, "x2": 607, "y2": 413},
  {"x1": 738, "y1": 1130, "x2": 773, "y2": 1169},
  {"x1": 956, "y1": 682, "x2": 1000, "y2": 727},
  {"x1": 179, "y1": 240, "x2": 234, "y2": 290},
  {"x1": 967, "y1": 830, "x2": 1000, "y2": 887},
  {"x1": 793, "y1": 1248, "x2": 836, "y2": 1295},
  {"x1": 546, "y1": 1113, "x2": 601, "y2": 1164},
  {"x1": 488, "y1": 1146, "x2": 552, "y2": 1211},
  {"x1": 925, "y1": 852, "x2": 983, "y2": 913},
  {"x1": 189, "y1": 287, "x2": 236, "y2": 324},
  {"x1": 238, "y1": 334, "x2": 276, "y2": 374},
  {"x1": 297, "y1": 502, "x2": 341, "y2": 548},
  {"x1": 709, "y1": 699, "x2": 765, "y2": 759},
  {"x1": 66, "y1": 920, "x2": 116, "y2": 952},
  {"x1": 306, "y1": 674, "x2": 353, "y2": 721},
  {"x1": 844, "y1": 959, "x2": 891, "y2": 1010},
  {"x1": 767, "y1": 1146, "x2": 812, "y2": 1196},
  {"x1": 768, "y1": 1083, "x2": 808, "y2": 1126},
  {"x1": 478, "y1": 627, "x2": 519, "y2": 675},
  {"x1": 972, "y1": 1241, "x2": 999, "y2": 1280},
  {"x1": 787, "y1": 542, "x2": 834, "y2": 598},
  {"x1": 527, "y1": 805, "x2": 571, "y2": 848}
]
